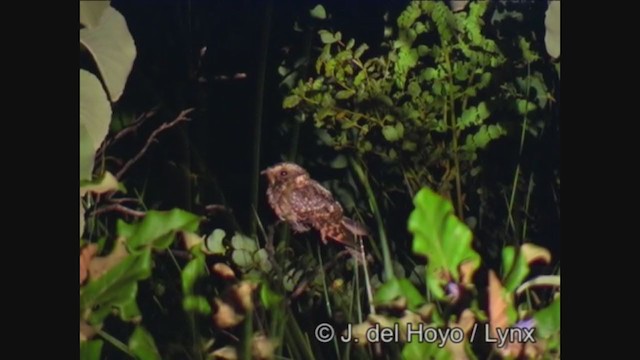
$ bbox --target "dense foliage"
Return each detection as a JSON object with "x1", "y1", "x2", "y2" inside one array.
[{"x1": 80, "y1": 1, "x2": 560, "y2": 359}]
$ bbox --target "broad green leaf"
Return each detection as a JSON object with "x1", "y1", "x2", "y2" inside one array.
[
  {"x1": 533, "y1": 296, "x2": 560, "y2": 338},
  {"x1": 544, "y1": 1, "x2": 560, "y2": 59},
  {"x1": 206, "y1": 229, "x2": 226, "y2": 254},
  {"x1": 477, "y1": 102, "x2": 490, "y2": 120},
  {"x1": 80, "y1": 340, "x2": 103, "y2": 360},
  {"x1": 283, "y1": 95, "x2": 301, "y2": 108},
  {"x1": 80, "y1": 6, "x2": 136, "y2": 102},
  {"x1": 232, "y1": 249, "x2": 253, "y2": 268},
  {"x1": 231, "y1": 233, "x2": 258, "y2": 252},
  {"x1": 80, "y1": 69, "x2": 111, "y2": 151},
  {"x1": 373, "y1": 278, "x2": 426, "y2": 310},
  {"x1": 318, "y1": 30, "x2": 336, "y2": 44},
  {"x1": 382, "y1": 126, "x2": 400, "y2": 142},
  {"x1": 335, "y1": 89, "x2": 355, "y2": 99},
  {"x1": 129, "y1": 326, "x2": 161, "y2": 360},
  {"x1": 183, "y1": 296, "x2": 212, "y2": 314},
  {"x1": 80, "y1": 1, "x2": 110, "y2": 29},
  {"x1": 260, "y1": 283, "x2": 284, "y2": 309},
  {"x1": 309, "y1": 4, "x2": 326, "y2": 20},
  {"x1": 118, "y1": 209, "x2": 200, "y2": 250},
  {"x1": 80, "y1": 250, "x2": 151, "y2": 324},
  {"x1": 255, "y1": 249, "x2": 273, "y2": 272},
  {"x1": 181, "y1": 254, "x2": 207, "y2": 295},
  {"x1": 502, "y1": 244, "x2": 552, "y2": 293},
  {"x1": 408, "y1": 188, "x2": 481, "y2": 300},
  {"x1": 402, "y1": 341, "x2": 448, "y2": 360},
  {"x1": 80, "y1": 125, "x2": 95, "y2": 181},
  {"x1": 422, "y1": 68, "x2": 437, "y2": 81},
  {"x1": 516, "y1": 99, "x2": 537, "y2": 114}
]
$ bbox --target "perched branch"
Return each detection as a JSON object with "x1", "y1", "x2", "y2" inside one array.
[
  {"x1": 116, "y1": 108, "x2": 194, "y2": 179},
  {"x1": 90, "y1": 204, "x2": 146, "y2": 218}
]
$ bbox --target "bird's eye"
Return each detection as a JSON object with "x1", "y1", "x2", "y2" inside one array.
[{"x1": 280, "y1": 170, "x2": 288, "y2": 176}]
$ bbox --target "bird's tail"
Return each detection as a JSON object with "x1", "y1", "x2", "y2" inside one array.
[{"x1": 321, "y1": 217, "x2": 369, "y2": 247}]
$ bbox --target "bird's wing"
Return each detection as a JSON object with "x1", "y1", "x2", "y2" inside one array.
[{"x1": 290, "y1": 180, "x2": 343, "y2": 223}]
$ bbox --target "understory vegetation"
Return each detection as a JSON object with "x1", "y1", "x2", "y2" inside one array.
[{"x1": 80, "y1": 1, "x2": 560, "y2": 359}]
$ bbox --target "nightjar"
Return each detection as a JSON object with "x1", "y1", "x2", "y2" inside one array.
[{"x1": 261, "y1": 162, "x2": 369, "y2": 247}]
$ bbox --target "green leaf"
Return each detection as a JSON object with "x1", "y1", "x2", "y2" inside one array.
[
  {"x1": 516, "y1": 99, "x2": 537, "y2": 114},
  {"x1": 118, "y1": 209, "x2": 200, "y2": 250},
  {"x1": 346, "y1": 38, "x2": 355, "y2": 50},
  {"x1": 283, "y1": 95, "x2": 301, "y2": 109},
  {"x1": 309, "y1": 4, "x2": 327, "y2": 20},
  {"x1": 80, "y1": 340, "x2": 103, "y2": 360},
  {"x1": 183, "y1": 296, "x2": 212, "y2": 314},
  {"x1": 318, "y1": 30, "x2": 336, "y2": 44},
  {"x1": 544, "y1": 1, "x2": 560, "y2": 59},
  {"x1": 407, "y1": 81, "x2": 421, "y2": 98},
  {"x1": 477, "y1": 102, "x2": 490, "y2": 120},
  {"x1": 408, "y1": 188, "x2": 481, "y2": 300},
  {"x1": 395, "y1": 122, "x2": 405, "y2": 138},
  {"x1": 502, "y1": 244, "x2": 552, "y2": 293},
  {"x1": 260, "y1": 283, "x2": 284, "y2": 309},
  {"x1": 80, "y1": 69, "x2": 112, "y2": 152},
  {"x1": 422, "y1": 68, "x2": 438, "y2": 81},
  {"x1": 231, "y1": 233, "x2": 258, "y2": 252},
  {"x1": 206, "y1": 229, "x2": 226, "y2": 254},
  {"x1": 330, "y1": 155, "x2": 348, "y2": 169},
  {"x1": 397, "y1": 2, "x2": 421, "y2": 29},
  {"x1": 458, "y1": 106, "x2": 477, "y2": 128},
  {"x1": 80, "y1": 250, "x2": 151, "y2": 324},
  {"x1": 354, "y1": 43, "x2": 369, "y2": 59},
  {"x1": 382, "y1": 126, "x2": 400, "y2": 142},
  {"x1": 181, "y1": 254, "x2": 207, "y2": 295},
  {"x1": 80, "y1": 6, "x2": 136, "y2": 102},
  {"x1": 232, "y1": 249, "x2": 253, "y2": 268},
  {"x1": 335, "y1": 89, "x2": 355, "y2": 99},
  {"x1": 533, "y1": 296, "x2": 560, "y2": 338},
  {"x1": 373, "y1": 278, "x2": 426, "y2": 310},
  {"x1": 129, "y1": 326, "x2": 161, "y2": 360}
]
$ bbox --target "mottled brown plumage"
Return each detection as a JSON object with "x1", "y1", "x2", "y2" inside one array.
[{"x1": 261, "y1": 162, "x2": 368, "y2": 247}]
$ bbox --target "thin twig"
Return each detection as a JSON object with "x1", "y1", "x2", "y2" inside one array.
[
  {"x1": 96, "y1": 109, "x2": 157, "y2": 158},
  {"x1": 90, "y1": 204, "x2": 146, "y2": 218},
  {"x1": 116, "y1": 108, "x2": 194, "y2": 179}
]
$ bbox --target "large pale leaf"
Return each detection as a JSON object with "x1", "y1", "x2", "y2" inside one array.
[
  {"x1": 80, "y1": 6, "x2": 136, "y2": 102},
  {"x1": 80, "y1": 171, "x2": 120, "y2": 196},
  {"x1": 80, "y1": 69, "x2": 111, "y2": 151},
  {"x1": 80, "y1": 124, "x2": 95, "y2": 181},
  {"x1": 544, "y1": 1, "x2": 560, "y2": 59},
  {"x1": 129, "y1": 326, "x2": 161, "y2": 360},
  {"x1": 408, "y1": 188, "x2": 481, "y2": 299},
  {"x1": 79, "y1": 1, "x2": 110, "y2": 29}
]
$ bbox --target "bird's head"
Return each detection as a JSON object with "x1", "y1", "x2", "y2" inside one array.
[{"x1": 261, "y1": 162, "x2": 309, "y2": 185}]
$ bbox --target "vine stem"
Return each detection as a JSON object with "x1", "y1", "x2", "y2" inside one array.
[
  {"x1": 444, "y1": 50, "x2": 464, "y2": 220},
  {"x1": 350, "y1": 156, "x2": 395, "y2": 282}
]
